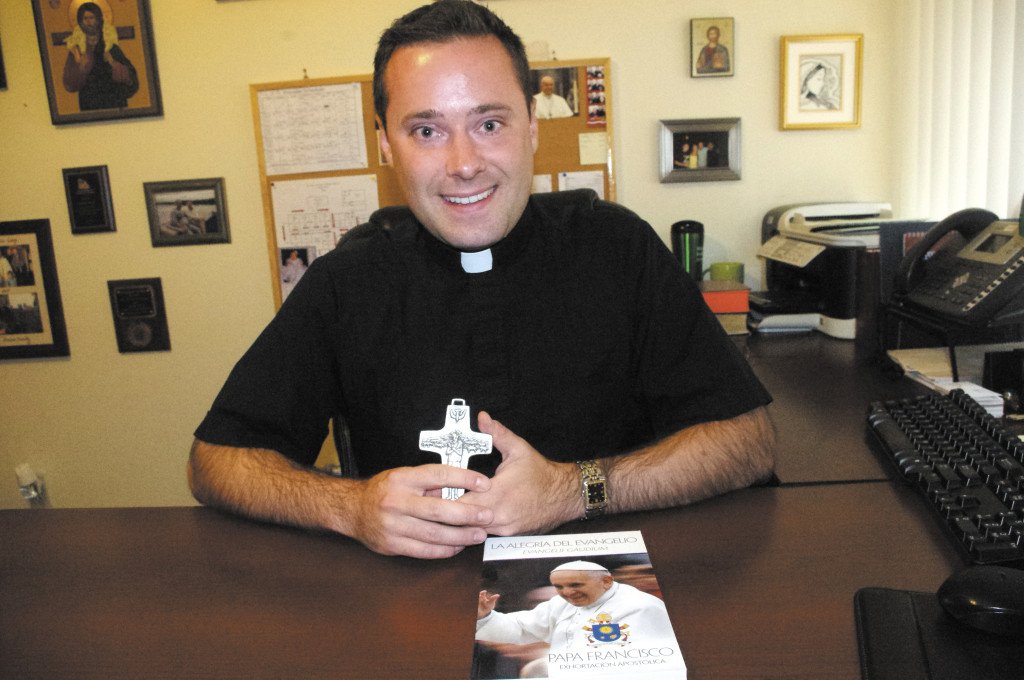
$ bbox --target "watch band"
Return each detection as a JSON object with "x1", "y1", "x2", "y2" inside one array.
[{"x1": 576, "y1": 460, "x2": 608, "y2": 519}]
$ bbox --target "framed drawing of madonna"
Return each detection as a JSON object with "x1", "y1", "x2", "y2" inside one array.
[{"x1": 780, "y1": 34, "x2": 862, "y2": 130}]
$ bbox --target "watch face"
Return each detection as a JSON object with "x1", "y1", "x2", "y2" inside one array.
[{"x1": 586, "y1": 481, "x2": 607, "y2": 506}]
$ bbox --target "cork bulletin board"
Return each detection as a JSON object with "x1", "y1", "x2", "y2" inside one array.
[{"x1": 250, "y1": 58, "x2": 613, "y2": 310}]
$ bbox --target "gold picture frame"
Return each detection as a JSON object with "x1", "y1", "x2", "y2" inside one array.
[
  {"x1": 31, "y1": 0, "x2": 162, "y2": 125},
  {"x1": 779, "y1": 34, "x2": 862, "y2": 130}
]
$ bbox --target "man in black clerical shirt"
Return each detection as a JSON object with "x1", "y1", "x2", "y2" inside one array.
[{"x1": 188, "y1": 0, "x2": 775, "y2": 560}]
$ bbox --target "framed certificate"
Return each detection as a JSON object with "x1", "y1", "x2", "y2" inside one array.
[{"x1": 63, "y1": 165, "x2": 116, "y2": 234}]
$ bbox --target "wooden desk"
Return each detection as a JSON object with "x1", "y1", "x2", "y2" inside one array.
[
  {"x1": 738, "y1": 332, "x2": 927, "y2": 484},
  {"x1": 0, "y1": 483, "x2": 961, "y2": 679}
]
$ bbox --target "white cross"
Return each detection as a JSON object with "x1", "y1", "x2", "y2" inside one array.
[{"x1": 419, "y1": 398, "x2": 493, "y2": 500}]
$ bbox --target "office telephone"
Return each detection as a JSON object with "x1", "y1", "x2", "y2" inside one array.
[{"x1": 895, "y1": 208, "x2": 1024, "y2": 325}]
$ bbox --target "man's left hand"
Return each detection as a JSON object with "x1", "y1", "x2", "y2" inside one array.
[{"x1": 461, "y1": 412, "x2": 579, "y2": 536}]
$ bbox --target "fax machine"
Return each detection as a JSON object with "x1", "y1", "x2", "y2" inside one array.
[{"x1": 753, "y1": 202, "x2": 892, "y2": 339}]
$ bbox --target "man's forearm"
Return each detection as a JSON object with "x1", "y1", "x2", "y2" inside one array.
[
  {"x1": 188, "y1": 439, "x2": 358, "y2": 535},
  {"x1": 600, "y1": 407, "x2": 776, "y2": 514},
  {"x1": 472, "y1": 407, "x2": 776, "y2": 537},
  {"x1": 188, "y1": 438, "x2": 494, "y2": 559}
]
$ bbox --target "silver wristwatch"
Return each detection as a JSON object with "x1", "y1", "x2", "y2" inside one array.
[{"x1": 576, "y1": 460, "x2": 608, "y2": 519}]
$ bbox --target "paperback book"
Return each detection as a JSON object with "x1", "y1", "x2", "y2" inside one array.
[
  {"x1": 471, "y1": 530, "x2": 686, "y2": 679},
  {"x1": 698, "y1": 279, "x2": 749, "y2": 314}
]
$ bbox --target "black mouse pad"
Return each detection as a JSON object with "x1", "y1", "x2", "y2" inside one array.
[{"x1": 854, "y1": 587, "x2": 1024, "y2": 680}]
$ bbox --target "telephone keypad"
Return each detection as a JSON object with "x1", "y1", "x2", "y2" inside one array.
[{"x1": 908, "y1": 255, "x2": 1024, "y2": 321}]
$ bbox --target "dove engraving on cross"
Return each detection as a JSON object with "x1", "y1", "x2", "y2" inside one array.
[{"x1": 419, "y1": 398, "x2": 493, "y2": 500}]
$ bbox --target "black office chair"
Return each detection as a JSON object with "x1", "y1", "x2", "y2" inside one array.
[{"x1": 326, "y1": 416, "x2": 359, "y2": 478}]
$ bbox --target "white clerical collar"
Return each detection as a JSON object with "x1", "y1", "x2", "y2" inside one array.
[{"x1": 461, "y1": 248, "x2": 493, "y2": 273}]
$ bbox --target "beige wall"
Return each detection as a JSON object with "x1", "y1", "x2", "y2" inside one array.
[{"x1": 0, "y1": 0, "x2": 898, "y2": 509}]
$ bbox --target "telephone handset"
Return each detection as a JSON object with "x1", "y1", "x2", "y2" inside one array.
[{"x1": 895, "y1": 208, "x2": 1024, "y2": 325}]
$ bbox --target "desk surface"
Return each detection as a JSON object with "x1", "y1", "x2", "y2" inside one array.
[
  {"x1": 739, "y1": 332, "x2": 926, "y2": 485},
  {"x1": 1, "y1": 484, "x2": 961, "y2": 679},
  {"x1": 1, "y1": 333, "x2": 969, "y2": 679}
]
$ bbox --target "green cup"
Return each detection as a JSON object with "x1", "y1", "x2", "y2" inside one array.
[{"x1": 708, "y1": 261, "x2": 744, "y2": 283}]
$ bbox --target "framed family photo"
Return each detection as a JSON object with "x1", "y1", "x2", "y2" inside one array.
[
  {"x1": 0, "y1": 219, "x2": 70, "y2": 361},
  {"x1": 63, "y1": 165, "x2": 116, "y2": 234},
  {"x1": 691, "y1": 18, "x2": 734, "y2": 78},
  {"x1": 780, "y1": 34, "x2": 862, "y2": 130},
  {"x1": 659, "y1": 118, "x2": 741, "y2": 183},
  {"x1": 144, "y1": 178, "x2": 231, "y2": 247},
  {"x1": 31, "y1": 0, "x2": 162, "y2": 125}
]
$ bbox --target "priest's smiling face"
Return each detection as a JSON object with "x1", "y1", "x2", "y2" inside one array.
[
  {"x1": 377, "y1": 36, "x2": 538, "y2": 252},
  {"x1": 550, "y1": 570, "x2": 614, "y2": 607}
]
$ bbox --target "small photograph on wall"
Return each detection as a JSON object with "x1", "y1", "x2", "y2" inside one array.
[
  {"x1": 144, "y1": 178, "x2": 230, "y2": 247},
  {"x1": 529, "y1": 66, "x2": 579, "y2": 119},
  {"x1": 585, "y1": 64, "x2": 607, "y2": 125},
  {"x1": 278, "y1": 246, "x2": 315, "y2": 301},
  {"x1": 31, "y1": 0, "x2": 162, "y2": 125},
  {"x1": 659, "y1": 118, "x2": 741, "y2": 183},
  {"x1": 691, "y1": 18, "x2": 734, "y2": 77}
]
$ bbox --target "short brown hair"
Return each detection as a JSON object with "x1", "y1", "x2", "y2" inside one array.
[{"x1": 372, "y1": 0, "x2": 531, "y2": 130}]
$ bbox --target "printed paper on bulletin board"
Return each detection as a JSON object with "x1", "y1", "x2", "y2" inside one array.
[
  {"x1": 269, "y1": 175, "x2": 379, "y2": 302},
  {"x1": 256, "y1": 82, "x2": 368, "y2": 176}
]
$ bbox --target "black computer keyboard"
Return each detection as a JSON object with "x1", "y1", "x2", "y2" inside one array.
[{"x1": 867, "y1": 389, "x2": 1024, "y2": 566}]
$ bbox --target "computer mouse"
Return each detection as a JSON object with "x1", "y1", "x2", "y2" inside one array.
[{"x1": 937, "y1": 565, "x2": 1024, "y2": 638}]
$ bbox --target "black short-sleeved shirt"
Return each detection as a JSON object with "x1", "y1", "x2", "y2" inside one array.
[{"x1": 195, "y1": 190, "x2": 771, "y2": 478}]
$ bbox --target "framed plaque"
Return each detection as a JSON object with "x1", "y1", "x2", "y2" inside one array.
[
  {"x1": 63, "y1": 165, "x2": 116, "y2": 234},
  {"x1": 107, "y1": 277, "x2": 170, "y2": 353}
]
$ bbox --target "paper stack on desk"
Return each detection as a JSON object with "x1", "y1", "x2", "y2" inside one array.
[{"x1": 886, "y1": 344, "x2": 1020, "y2": 417}]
